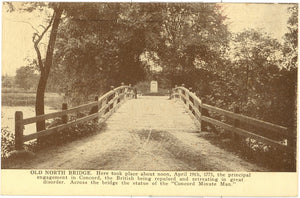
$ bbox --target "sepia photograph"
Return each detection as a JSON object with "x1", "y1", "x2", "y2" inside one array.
[{"x1": 1, "y1": 1, "x2": 298, "y2": 175}]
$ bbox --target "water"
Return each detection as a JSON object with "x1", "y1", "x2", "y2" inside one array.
[{"x1": 1, "y1": 106, "x2": 58, "y2": 135}]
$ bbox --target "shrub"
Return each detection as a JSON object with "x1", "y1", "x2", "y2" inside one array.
[
  {"x1": 1, "y1": 127, "x2": 15, "y2": 158},
  {"x1": 1, "y1": 113, "x2": 101, "y2": 159},
  {"x1": 36, "y1": 113, "x2": 101, "y2": 149}
]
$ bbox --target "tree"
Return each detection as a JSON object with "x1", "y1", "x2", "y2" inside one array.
[
  {"x1": 15, "y1": 66, "x2": 39, "y2": 90},
  {"x1": 33, "y1": 3, "x2": 63, "y2": 132},
  {"x1": 230, "y1": 30, "x2": 282, "y2": 110},
  {"x1": 157, "y1": 4, "x2": 229, "y2": 73},
  {"x1": 50, "y1": 3, "x2": 231, "y2": 106},
  {"x1": 282, "y1": 5, "x2": 298, "y2": 70},
  {"x1": 4, "y1": 2, "x2": 64, "y2": 133},
  {"x1": 2, "y1": 75, "x2": 15, "y2": 88},
  {"x1": 53, "y1": 3, "x2": 164, "y2": 104},
  {"x1": 228, "y1": 28, "x2": 298, "y2": 127}
]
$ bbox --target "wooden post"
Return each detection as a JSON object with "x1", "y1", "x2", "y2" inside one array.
[
  {"x1": 128, "y1": 84, "x2": 132, "y2": 98},
  {"x1": 120, "y1": 82, "x2": 125, "y2": 100},
  {"x1": 198, "y1": 99, "x2": 202, "y2": 130},
  {"x1": 89, "y1": 96, "x2": 99, "y2": 116},
  {"x1": 15, "y1": 111, "x2": 24, "y2": 151},
  {"x1": 110, "y1": 86, "x2": 115, "y2": 110},
  {"x1": 174, "y1": 85, "x2": 178, "y2": 99},
  {"x1": 201, "y1": 98, "x2": 208, "y2": 132},
  {"x1": 185, "y1": 88, "x2": 189, "y2": 107},
  {"x1": 103, "y1": 98, "x2": 109, "y2": 114},
  {"x1": 94, "y1": 96, "x2": 99, "y2": 121},
  {"x1": 134, "y1": 88, "x2": 137, "y2": 99},
  {"x1": 62, "y1": 103, "x2": 68, "y2": 124}
]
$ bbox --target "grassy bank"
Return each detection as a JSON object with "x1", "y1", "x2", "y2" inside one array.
[{"x1": 2, "y1": 92, "x2": 63, "y2": 109}]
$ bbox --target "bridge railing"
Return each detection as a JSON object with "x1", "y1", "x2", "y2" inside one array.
[
  {"x1": 14, "y1": 84, "x2": 135, "y2": 151},
  {"x1": 171, "y1": 85, "x2": 295, "y2": 153}
]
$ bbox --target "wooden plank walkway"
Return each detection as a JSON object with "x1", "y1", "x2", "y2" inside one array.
[
  {"x1": 106, "y1": 96, "x2": 198, "y2": 132},
  {"x1": 5, "y1": 96, "x2": 267, "y2": 171}
]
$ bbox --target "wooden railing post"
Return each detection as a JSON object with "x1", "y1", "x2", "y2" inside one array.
[
  {"x1": 201, "y1": 98, "x2": 208, "y2": 132},
  {"x1": 120, "y1": 82, "x2": 125, "y2": 101},
  {"x1": 181, "y1": 84, "x2": 185, "y2": 103},
  {"x1": 174, "y1": 85, "x2": 178, "y2": 99},
  {"x1": 110, "y1": 86, "x2": 115, "y2": 110},
  {"x1": 134, "y1": 88, "x2": 137, "y2": 99},
  {"x1": 103, "y1": 97, "x2": 108, "y2": 114},
  {"x1": 89, "y1": 96, "x2": 99, "y2": 119},
  {"x1": 128, "y1": 84, "x2": 132, "y2": 98},
  {"x1": 62, "y1": 103, "x2": 68, "y2": 124},
  {"x1": 198, "y1": 99, "x2": 202, "y2": 130},
  {"x1": 15, "y1": 111, "x2": 24, "y2": 151},
  {"x1": 185, "y1": 88, "x2": 190, "y2": 107}
]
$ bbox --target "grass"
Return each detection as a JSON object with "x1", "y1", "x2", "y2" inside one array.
[
  {"x1": 1, "y1": 87, "x2": 36, "y2": 93},
  {"x1": 2, "y1": 92, "x2": 63, "y2": 109}
]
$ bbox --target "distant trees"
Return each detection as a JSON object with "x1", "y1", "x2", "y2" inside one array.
[
  {"x1": 15, "y1": 66, "x2": 39, "y2": 90},
  {"x1": 2, "y1": 75, "x2": 14, "y2": 88}
]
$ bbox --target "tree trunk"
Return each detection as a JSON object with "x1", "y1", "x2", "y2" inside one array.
[
  {"x1": 36, "y1": 75, "x2": 46, "y2": 132},
  {"x1": 36, "y1": 6, "x2": 63, "y2": 145}
]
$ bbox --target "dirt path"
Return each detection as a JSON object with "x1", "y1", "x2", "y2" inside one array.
[{"x1": 6, "y1": 96, "x2": 267, "y2": 171}]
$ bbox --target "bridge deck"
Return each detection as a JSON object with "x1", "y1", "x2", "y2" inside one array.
[{"x1": 7, "y1": 96, "x2": 266, "y2": 171}]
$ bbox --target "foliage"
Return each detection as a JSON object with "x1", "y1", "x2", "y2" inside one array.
[
  {"x1": 2, "y1": 75, "x2": 15, "y2": 88},
  {"x1": 15, "y1": 66, "x2": 39, "y2": 90},
  {"x1": 50, "y1": 3, "x2": 231, "y2": 106},
  {"x1": 37, "y1": 114, "x2": 101, "y2": 149},
  {"x1": 1, "y1": 114, "x2": 100, "y2": 159},
  {"x1": 1, "y1": 126, "x2": 15, "y2": 158},
  {"x1": 282, "y1": 5, "x2": 298, "y2": 70}
]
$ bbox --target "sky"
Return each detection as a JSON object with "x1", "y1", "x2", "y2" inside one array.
[{"x1": 1, "y1": 3, "x2": 294, "y2": 76}]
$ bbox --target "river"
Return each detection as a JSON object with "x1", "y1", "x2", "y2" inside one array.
[{"x1": 1, "y1": 106, "x2": 58, "y2": 135}]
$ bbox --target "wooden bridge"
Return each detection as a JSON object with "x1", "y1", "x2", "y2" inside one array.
[{"x1": 10, "y1": 84, "x2": 295, "y2": 171}]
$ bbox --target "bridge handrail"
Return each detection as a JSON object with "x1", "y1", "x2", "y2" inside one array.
[
  {"x1": 14, "y1": 84, "x2": 135, "y2": 151},
  {"x1": 22, "y1": 85, "x2": 130, "y2": 125},
  {"x1": 171, "y1": 85, "x2": 294, "y2": 150}
]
